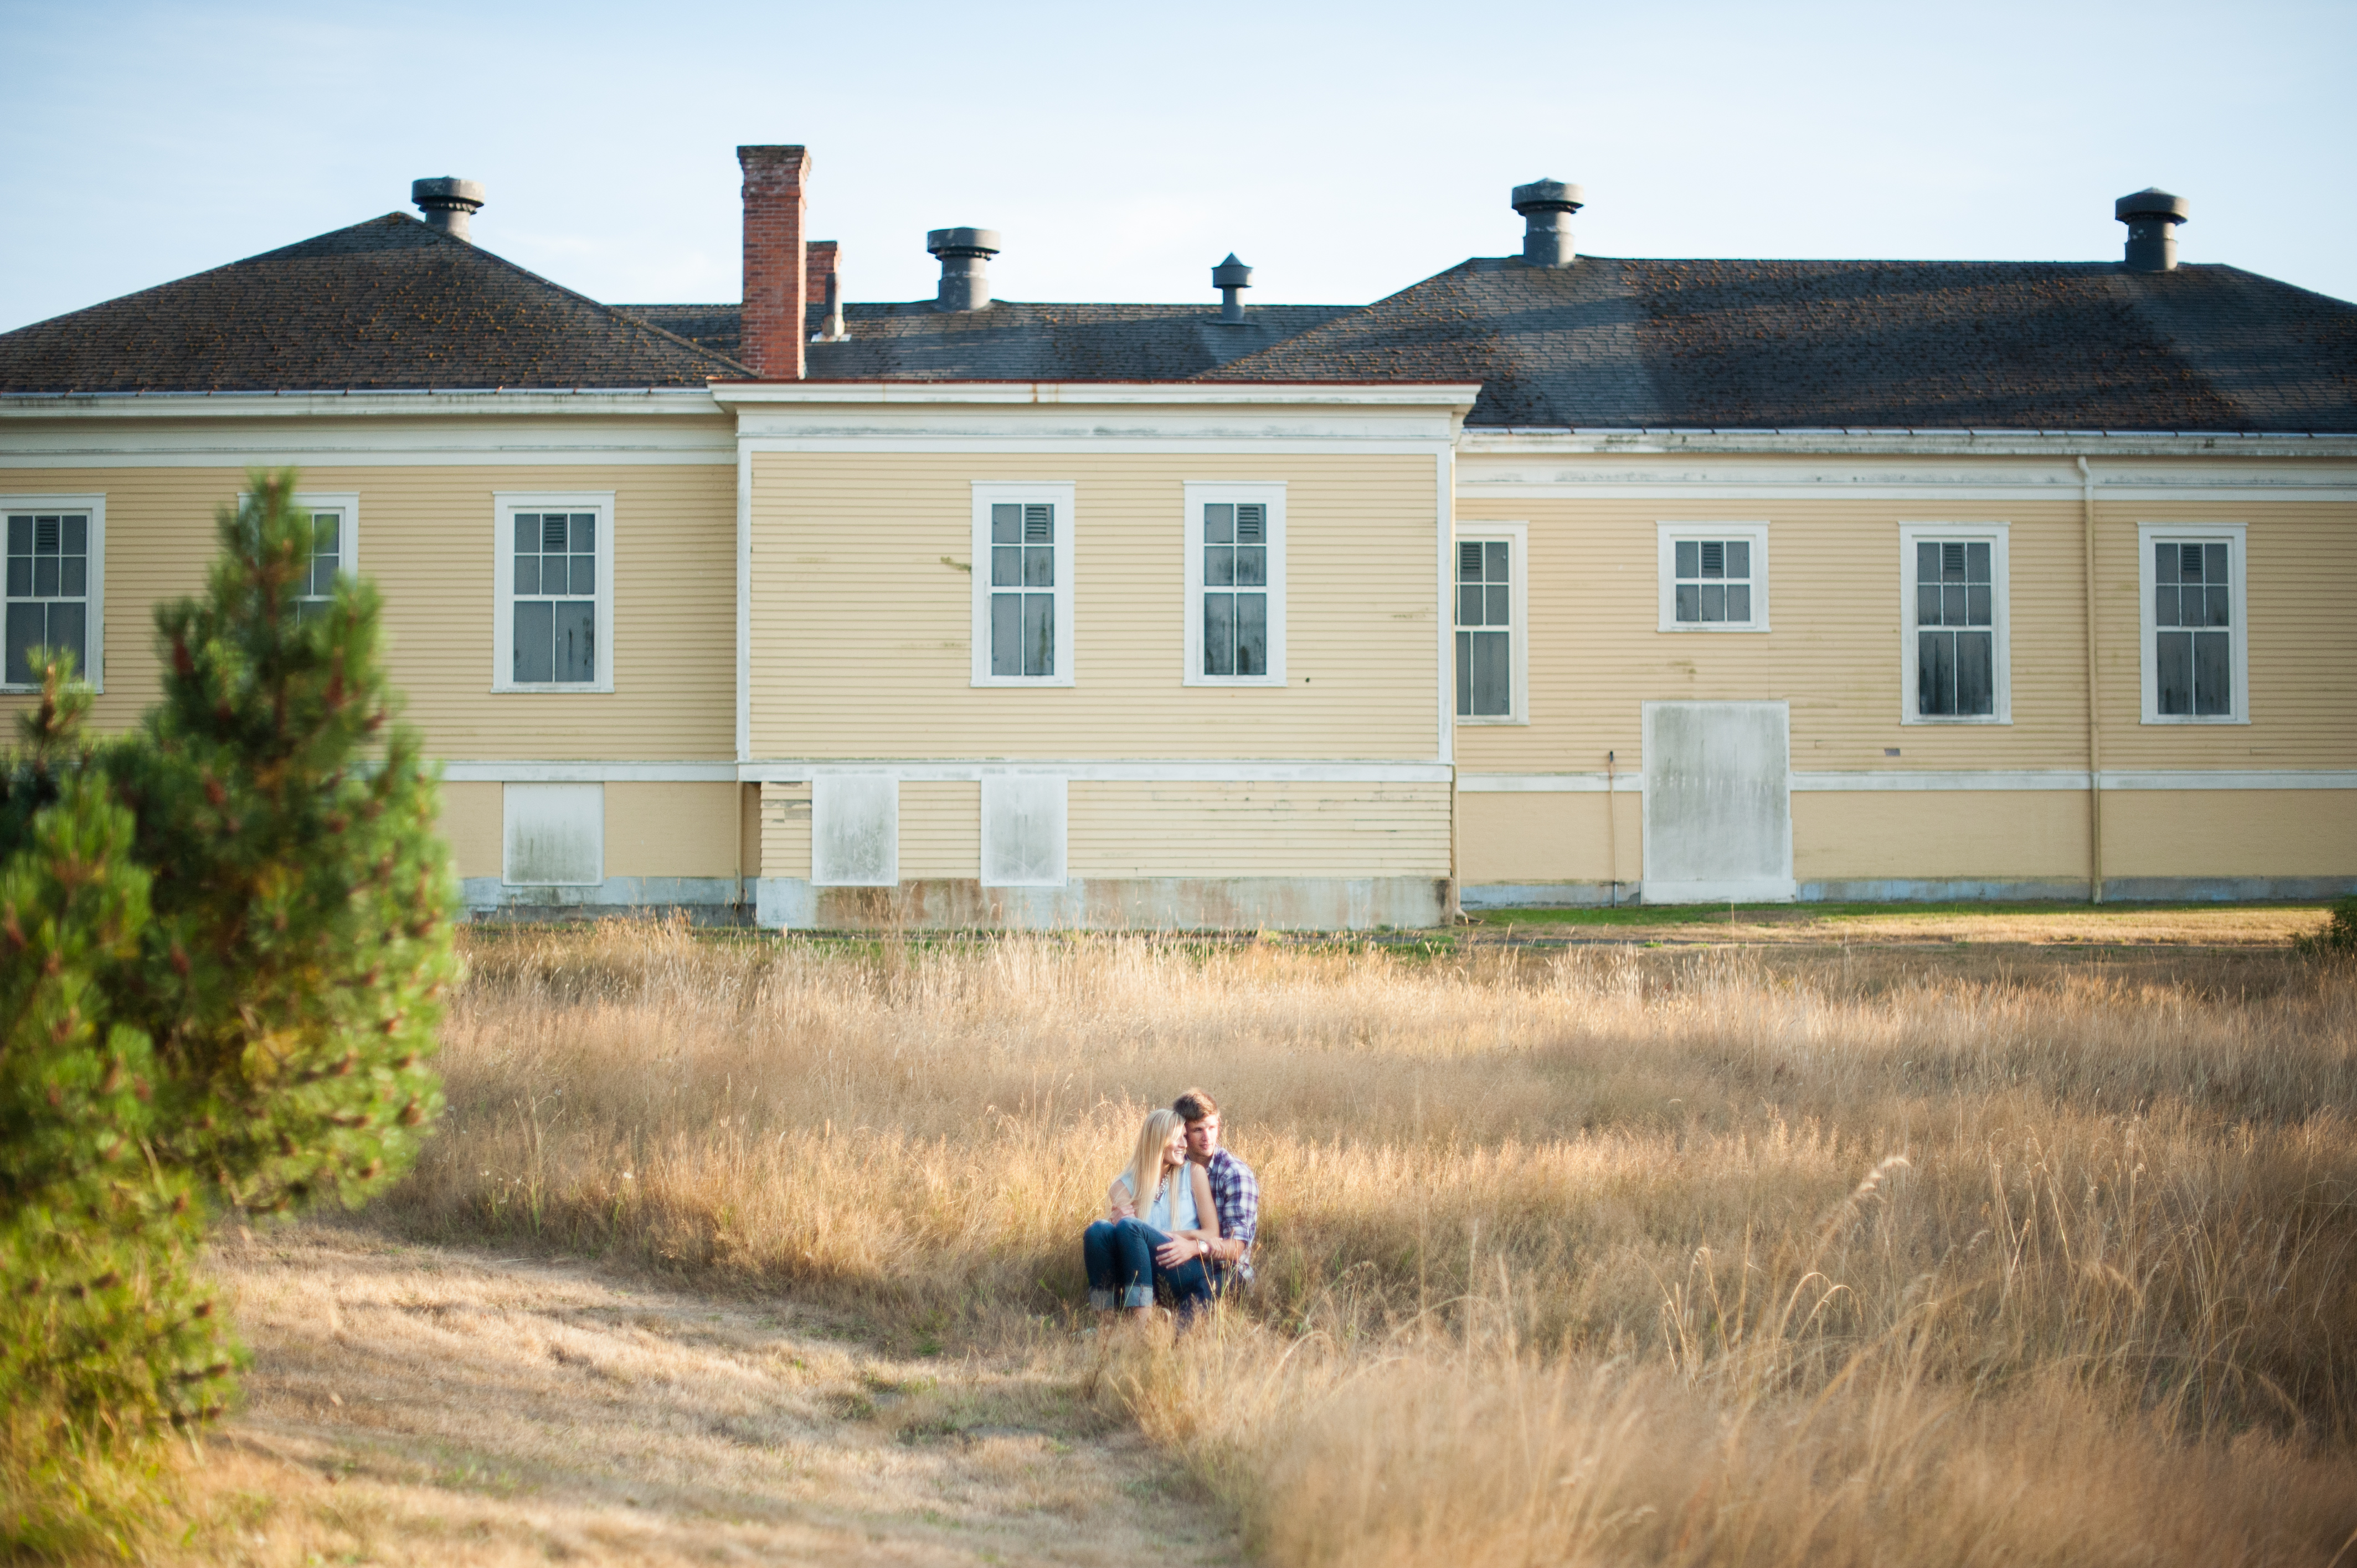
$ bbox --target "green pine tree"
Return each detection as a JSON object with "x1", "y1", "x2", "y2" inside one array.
[{"x1": 1, "y1": 469, "x2": 455, "y2": 1535}]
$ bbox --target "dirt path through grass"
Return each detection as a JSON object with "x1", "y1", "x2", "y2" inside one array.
[{"x1": 167, "y1": 1227, "x2": 1235, "y2": 1567}]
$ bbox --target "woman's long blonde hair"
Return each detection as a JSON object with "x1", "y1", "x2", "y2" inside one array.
[{"x1": 1121, "y1": 1109, "x2": 1185, "y2": 1219}]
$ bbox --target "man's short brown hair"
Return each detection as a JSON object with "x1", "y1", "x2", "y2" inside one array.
[{"x1": 1174, "y1": 1088, "x2": 1220, "y2": 1124}]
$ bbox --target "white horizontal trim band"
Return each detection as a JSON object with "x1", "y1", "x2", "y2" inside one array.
[
  {"x1": 1460, "y1": 769, "x2": 2357, "y2": 793},
  {"x1": 736, "y1": 437, "x2": 1457, "y2": 455},
  {"x1": 738, "y1": 760, "x2": 1454, "y2": 784},
  {"x1": 0, "y1": 391, "x2": 728, "y2": 418},
  {"x1": 439, "y1": 761, "x2": 737, "y2": 782},
  {"x1": 1456, "y1": 430, "x2": 2357, "y2": 458},
  {"x1": 1456, "y1": 482, "x2": 2357, "y2": 503},
  {"x1": 714, "y1": 383, "x2": 1483, "y2": 409}
]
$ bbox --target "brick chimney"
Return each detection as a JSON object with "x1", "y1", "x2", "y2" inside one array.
[
  {"x1": 738, "y1": 145, "x2": 810, "y2": 379},
  {"x1": 806, "y1": 240, "x2": 843, "y2": 341}
]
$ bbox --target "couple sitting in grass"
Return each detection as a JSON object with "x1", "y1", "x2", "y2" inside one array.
[{"x1": 1083, "y1": 1088, "x2": 1258, "y2": 1322}]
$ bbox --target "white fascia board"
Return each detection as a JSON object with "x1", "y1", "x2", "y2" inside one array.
[
  {"x1": 1, "y1": 417, "x2": 735, "y2": 468},
  {"x1": 1455, "y1": 428, "x2": 2357, "y2": 459},
  {"x1": 1466, "y1": 768, "x2": 2357, "y2": 792},
  {"x1": 0, "y1": 389, "x2": 728, "y2": 419},
  {"x1": 439, "y1": 761, "x2": 739, "y2": 782},
  {"x1": 1455, "y1": 452, "x2": 2357, "y2": 503},
  {"x1": 735, "y1": 759, "x2": 1455, "y2": 784},
  {"x1": 712, "y1": 381, "x2": 1481, "y2": 410}
]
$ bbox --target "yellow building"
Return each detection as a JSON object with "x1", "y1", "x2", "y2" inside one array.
[{"x1": 3, "y1": 158, "x2": 2350, "y2": 925}]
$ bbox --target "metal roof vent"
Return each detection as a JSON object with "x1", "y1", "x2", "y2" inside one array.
[
  {"x1": 927, "y1": 227, "x2": 1001, "y2": 311},
  {"x1": 412, "y1": 177, "x2": 486, "y2": 243},
  {"x1": 1212, "y1": 254, "x2": 1253, "y2": 322},
  {"x1": 2116, "y1": 188, "x2": 2189, "y2": 272},
  {"x1": 1512, "y1": 179, "x2": 1583, "y2": 269}
]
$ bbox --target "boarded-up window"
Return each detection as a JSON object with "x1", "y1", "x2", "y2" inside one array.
[
  {"x1": 812, "y1": 775, "x2": 898, "y2": 886},
  {"x1": 4, "y1": 510, "x2": 91, "y2": 687},
  {"x1": 981, "y1": 776, "x2": 1067, "y2": 887},
  {"x1": 503, "y1": 782, "x2": 604, "y2": 886}
]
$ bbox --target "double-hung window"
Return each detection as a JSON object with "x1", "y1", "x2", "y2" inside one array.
[
  {"x1": 1657, "y1": 522, "x2": 1769, "y2": 632},
  {"x1": 279, "y1": 492, "x2": 358, "y2": 625},
  {"x1": 1898, "y1": 522, "x2": 2009, "y2": 723},
  {"x1": 494, "y1": 492, "x2": 614, "y2": 692},
  {"x1": 2139, "y1": 524, "x2": 2247, "y2": 723},
  {"x1": 970, "y1": 482, "x2": 1075, "y2": 686},
  {"x1": 1183, "y1": 482, "x2": 1286, "y2": 686},
  {"x1": 1455, "y1": 523, "x2": 1527, "y2": 721},
  {"x1": 3, "y1": 496, "x2": 103, "y2": 690}
]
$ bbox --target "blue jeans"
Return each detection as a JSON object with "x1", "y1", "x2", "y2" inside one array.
[{"x1": 1083, "y1": 1218, "x2": 1213, "y2": 1317}]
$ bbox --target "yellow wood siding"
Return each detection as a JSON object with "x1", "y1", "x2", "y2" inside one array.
[
  {"x1": 2096, "y1": 499, "x2": 2357, "y2": 768},
  {"x1": 1068, "y1": 781, "x2": 1449, "y2": 878},
  {"x1": 438, "y1": 781, "x2": 503, "y2": 879},
  {"x1": 1791, "y1": 791, "x2": 2090, "y2": 881},
  {"x1": 1454, "y1": 491, "x2": 2357, "y2": 778},
  {"x1": 899, "y1": 781, "x2": 981, "y2": 877},
  {"x1": 1457, "y1": 791, "x2": 1638, "y2": 885},
  {"x1": 605, "y1": 782, "x2": 738, "y2": 878},
  {"x1": 759, "y1": 782, "x2": 812, "y2": 878},
  {"x1": 0, "y1": 465, "x2": 735, "y2": 760},
  {"x1": 747, "y1": 452, "x2": 1439, "y2": 760},
  {"x1": 738, "y1": 783, "x2": 763, "y2": 880},
  {"x1": 2103, "y1": 790, "x2": 2357, "y2": 877}
]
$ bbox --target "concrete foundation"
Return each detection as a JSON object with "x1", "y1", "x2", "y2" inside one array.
[{"x1": 755, "y1": 875, "x2": 1450, "y2": 931}]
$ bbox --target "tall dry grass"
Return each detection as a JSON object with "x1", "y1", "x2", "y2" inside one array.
[{"x1": 374, "y1": 925, "x2": 2357, "y2": 1565}]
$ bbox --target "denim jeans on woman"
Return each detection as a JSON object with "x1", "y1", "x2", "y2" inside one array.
[{"x1": 1083, "y1": 1217, "x2": 1214, "y2": 1317}]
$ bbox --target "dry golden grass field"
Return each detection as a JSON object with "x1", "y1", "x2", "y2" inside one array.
[{"x1": 157, "y1": 910, "x2": 2357, "y2": 1567}]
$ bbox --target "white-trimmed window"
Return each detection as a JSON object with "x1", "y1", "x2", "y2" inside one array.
[
  {"x1": 1183, "y1": 481, "x2": 1286, "y2": 686},
  {"x1": 494, "y1": 491, "x2": 614, "y2": 692},
  {"x1": 1900, "y1": 523, "x2": 2010, "y2": 724},
  {"x1": 2139, "y1": 523, "x2": 2248, "y2": 724},
  {"x1": 261, "y1": 491, "x2": 358, "y2": 625},
  {"x1": 3, "y1": 494, "x2": 104, "y2": 692},
  {"x1": 971, "y1": 482, "x2": 1075, "y2": 687},
  {"x1": 1657, "y1": 522, "x2": 1769, "y2": 631},
  {"x1": 1454, "y1": 523, "x2": 1527, "y2": 722}
]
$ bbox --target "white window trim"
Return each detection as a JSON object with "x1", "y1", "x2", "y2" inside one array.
[
  {"x1": 2137, "y1": 522, "x2": 2250, "y2": 725},
  {"x1": 1898, "y1": 520, "x2": 2011, "y2": 725},
  {"x1": 243, "y1": 489, "x2": 359, "y2": 591},
  {"x1": 493, "y1": 490, "x2": 615, "y2": 694},
  {"x1": 1656, "y1": 520, "x2": 1771, "y2": 633},
  {"x1": 1182, "y1": 480, "x2": 1288, "y2": 687},
  {"x1": 969, "y1": 481, "x2": 1077, "y2": 688},
  {"x1": 1454, "y1": 520, "x2": 1529, "y2": 724},
  {"x1": 1, "y1": 493, "x2": 105, "y2": 694}
]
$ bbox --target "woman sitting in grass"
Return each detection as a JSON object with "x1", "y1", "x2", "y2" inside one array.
[{"x1": 1083, "y1": 1108, "x2": 1222, "y2": 1322}]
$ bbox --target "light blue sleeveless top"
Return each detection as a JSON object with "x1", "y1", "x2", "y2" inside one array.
[{"x1": 1118, "y1": 1166, "x2": 1199, "y2": 1232}]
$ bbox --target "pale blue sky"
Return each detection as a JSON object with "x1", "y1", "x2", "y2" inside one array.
[{"x1": 3, "y1": 0, "x2": 2353, "y2": 334}]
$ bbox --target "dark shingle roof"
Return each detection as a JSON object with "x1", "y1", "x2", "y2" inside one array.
[
  {"x1": 603, "y1": 300, "x2": 1356, "y2": 382},
  {"x1": 0, "y1": 215, "x2": 750, "y2": 393},
  {"x1": 1201, "y1": 257, "x2": 2357, "y2": 431}
]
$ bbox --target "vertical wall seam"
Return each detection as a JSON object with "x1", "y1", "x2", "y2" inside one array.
[
  {"x1": 735, "y1": 442, "x2": 752, "y2": 765},
  {"x1": 2080, "y1": 455, "x2": 2104, "y2": 903}
]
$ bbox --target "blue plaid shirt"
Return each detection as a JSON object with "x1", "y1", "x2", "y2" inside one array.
[{"x1": 1203, "y1": 1148, "x2": 1259, "y2": 1281}]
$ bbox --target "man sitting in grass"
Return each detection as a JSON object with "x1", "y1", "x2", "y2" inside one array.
[{"x1": 1163, "y1": 1089, "x2": 1257, "y2": 1292}]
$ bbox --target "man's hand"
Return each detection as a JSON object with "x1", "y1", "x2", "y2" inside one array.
[{"x1": 1154, "y1": 1236, "x2": 1205, "y2": 1269}]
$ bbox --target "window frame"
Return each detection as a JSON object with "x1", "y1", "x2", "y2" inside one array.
[
  {"x1": 1182, "y1": 480, "x2": 1287, "y2": 688},
  {"x1": 1898, "y1": 521, "x2": 2011, "y2": 725},
  {"x1": 1656, "y1": 520, "x2": 1771, "y2": 633},
  {"x1": 2138, "y1": 522, "x2": 2249, "y2": 725},
  {"x1": 1, "y1": 493, "x2": 105, "y2": 694},
  {"x1": 1454, "y1": 521, "x2": 1529, "y2": 725},
  {"x1": 492, "y1": 490, "x2": 615, "y2": 694},
  {"x1": 243, "y1": 489, "x2": 358, "y2": 616},
  {"x1": 969, "y1": 481, "x2": 1076, "y2": 688}
]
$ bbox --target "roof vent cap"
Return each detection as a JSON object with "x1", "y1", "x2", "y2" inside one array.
[
  {"x1": 411, "y1": 177, "x2": 486, "y2": 243},
  {"x1": 2115, "y1": 188, "x2": 2189, "y2": 272},
  {"x1": 927, "y1": 227, "x2": 1001, "y2": 311},
  {"x1": 1511, "y1": 179, "x2": 1584, "y2": 269},
  {"x1": 1212, "y1": 253, "x2": 1253, "y2": 322}
]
